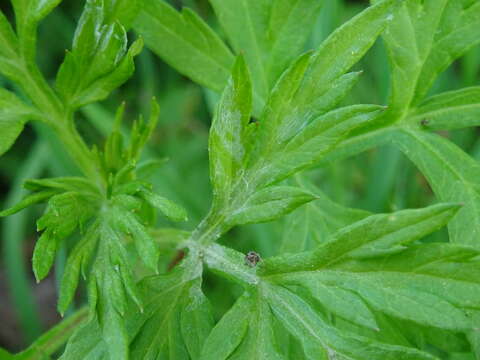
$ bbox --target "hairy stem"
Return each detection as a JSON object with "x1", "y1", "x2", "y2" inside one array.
[
  {"x1": 18, "y1": 61, "x2": 102, "y2": 187},
  {"x1": 189, "y1": 209, "x2": 226, "y2": 245}
]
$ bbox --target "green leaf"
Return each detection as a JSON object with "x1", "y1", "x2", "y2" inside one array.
[
  {"x1": 323, "y1": 202, "x2": 461, "y2": 262},
  {"x1": 24, "y1": 177, "x2": 99, "y2": 194},
  {"x1": 261, "y1": 202, "x2": 460, "y2": 275},
  {"x1": 202, "y1": 280, "x2": 435, "y2": 359},
  {"x1": 201, "y1": 291, "x2": 284, "y2": 360},
  {"x1": 139, "y1": 189, "x2": 188, "y2": 222},
  {"x1": 208, "y1": 0, "x2": 323, "y2": 98},
  {"x1": 11, "y1": 0, "x2": 63, "y2": 63},
  {"x1": 297, "y1": 279, "x2": 380, "y2": 331},
  {"x1": 33, "y1": 192, "x2": 98, "y2": 281},
  {"x1": 415, "y1": 1, "x2": 480, "y2": 103},
  {"x1": 295, "y1": 244, "x2": 480, "y2": 331},
  {"x1": 249, "y1": 52, "x2": 312, "y2": 161},
  {"x1": 279, "y1": 205, "x2": 312, "y2": 254},
  {"x1": 375, "y1": 0, "x2": 480, "y2": 113},
  {"x1": 200, "y1": 294, "x2": 252, "y2": 360},
  {"x1": 61, "y1": 219, "x2": 155, "y2": 360},
  {"x1": 0, "y1": 12, "x2": 21, "y2": 88},
  {"x1": 290, "y1": 268, "x2": 474, "y2": 332},
  {"x1": 58, "y1": 224, "x2": 99, "y2": 315},
  {"x1": 264, "y1": 284, "x2": 435, "y2": 360},
  {"x1": 0, "y1": 10, "x2": 18, "y2": 61},
  {"x1": 104, "y1": 0, "x2": 141, "y2": 28},
  {"x1": 180, "y1": 281, "x2": 215, "y2": 360},
  {"x1": 373, "y1": 0, "x2": 447, "y2": 113},
  {"x1": 0, "y1": 89, "x2": 39, "y2": 156},
  {"x1": 59, "y1": 319, "x2": 106, "y2": 360},
  {"x1": 394, "y1": 128, "x2": 480, "y2": 248},
  {"x1": 206, "y1": 0, "x2": 269, "y2": 99},
  {"x1": 111, "y1": 196, "x2": 159, "y2": 270},
  {"x1": 0, "y1": 190, "x2": 57, "y2": 217},
  {"x1": 31, "y1": 0, "x2": 63, "y2": 22},
  {"x1": 249, "y1": 49, "x2": 371, "y2": 172},
  {"x1": 408, "y1": 86, "x2": 480, "y2": 130},
  {"x1": 56, "y1": 0, "x2": 142, "y2": 108},
  {"x1": 301, "y1": 0, "x2": 399, "y2": 98},
  {"x1": 388, "y1": 317, "x2": 471, "y2": 354},
  {"x1": 251, "y1": 105, "x2": 385, "y2": 188},
  {"x1": 238, "y1": 7, "x2": 390, "y2": 185},
  {"x1": 75, "y1": 38, "x2": 142, "y2": 108},
  {"x1": 279, "y1": 176, "x2": 371, "y2": 254},
  {"x1": 259, "y1": 201, "x2": 480, "y2": 335},
  {"x1": 134, "y1": 0, "x2": 234, "y2": 94},
  {"x1": 129, "y1": 256, "x2": 212, "y2": 360},
  {"x1": 208, "y1": 55, "x2": 252, "y2": 209},
  {"x1": 88, "y1": 220, "x2": 140, "y2": 360},
  {"x1": 226, "y1": 186, "x2": 316, "y2": 226}
]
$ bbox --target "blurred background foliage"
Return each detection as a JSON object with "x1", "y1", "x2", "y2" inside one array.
[{"x1": 0, "y1": 0, "x2": 479, "y2": 353}]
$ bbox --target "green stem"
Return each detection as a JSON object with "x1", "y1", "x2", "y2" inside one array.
[
  {"x1": 19, "y1": 64, "x2": 64, "y2": 119},
  {"x1": 53, "y1": 119, "x2": 103, "y2": 187},
  {"x1": 19, "y1": 307, "x2": 89, "y2": 359},
  {"x1": 189, "y1": 209, "x2": 226, "y2": 245},
  {"x1": 18, "y1": 62, "x2": 102, "y2": 187}
]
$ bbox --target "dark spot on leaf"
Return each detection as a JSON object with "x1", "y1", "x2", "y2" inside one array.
[{"x1": 245, "y1": 251, "x2": 261, "y2": 267}]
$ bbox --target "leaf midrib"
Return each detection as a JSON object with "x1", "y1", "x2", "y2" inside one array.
[
  {"x1": 279, "y1": 268, "x2": 480, "y2": 290},
  {"x1": 410, "y1": 103, "x2": 480, "y2": 122},
  {"x1": 138, "y1": 285, "x2": 184, "y2": 358}
]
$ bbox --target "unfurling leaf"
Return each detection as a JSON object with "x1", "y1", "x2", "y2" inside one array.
[{"x1": 56, "y1": 0, "x2": 143, "y2": 108}]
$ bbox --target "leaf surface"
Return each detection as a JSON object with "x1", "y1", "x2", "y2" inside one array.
[
  {"x1": 0, "y1": 89, "x2": 38, "y2": 156},
  {"x1": 134, "y1": 0, "x2": 234, "y2": 94},
  {"x1": 394, "y1": 128, "x2": 480, "y2": 247},
  {"x1": 408, "y1": 86, "x2": 480, "y2": 130},
  {"x1": 208, "y1": 56, "x2": 252, "y2": 209},
  {"x1": 208, "y1": 0, "x2": 323, "y2": 98},
  {"x1": 129, "y1": 256, "x2": 213, "y2": 360}
]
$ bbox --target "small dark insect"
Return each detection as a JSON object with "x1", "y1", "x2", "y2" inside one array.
[
  {"x1": 249, "y1": 117, "x2": 259, "y2": 125},
  {"x1": 245, "y1": 251, "x2": 261, "y2": 267},
  {"x1": 420, "y1": 118, "x2": 430, "y2": 126}
]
